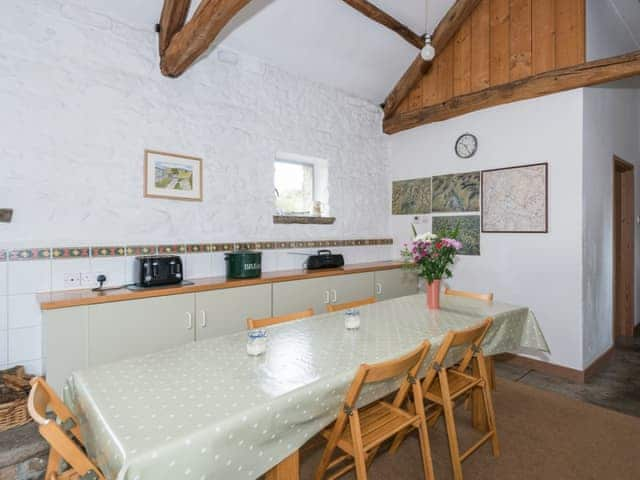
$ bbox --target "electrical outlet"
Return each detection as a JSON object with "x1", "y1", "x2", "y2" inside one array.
[
  {"x1": 81, "y1": 272, "x2": 105, "y2": 287},
  {"x1": 64, "y1": 273, "x2": 81, "y2": 288}
]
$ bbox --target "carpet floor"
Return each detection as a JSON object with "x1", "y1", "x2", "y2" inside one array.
[{"x1": 299, "y1": 378, "x2": 640, "y2": 479}]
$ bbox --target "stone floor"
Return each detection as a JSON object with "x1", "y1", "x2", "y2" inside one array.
[
  {"x1": 1, "y1": 338, "x2": 638, "y2": 479},
  {"x1": 494, "y1": 337, "x2": 640, "y2": 418}
]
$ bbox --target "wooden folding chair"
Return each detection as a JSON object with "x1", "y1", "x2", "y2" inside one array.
[
  {"x1": 28, "y1": 377, "x2": 105, "y2": 480},
  {"x1": 246, "y1": 308, "x2": 314, "y2": 329},
  {"x1": 392, "y1": 318, "x2": 499, "y2": 480},
  {"x1": 326, "y1": 297, "x2": 376, "y2": 313},
  {"x1": 315, "y1": 341, "x2": 434, "y2": 480},
  {"x1": 444, "y1": 288, "x2": 494, "y2": 303}
]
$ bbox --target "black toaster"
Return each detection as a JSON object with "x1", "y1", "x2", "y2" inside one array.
[
  {"x1": 306, "y1": 250, "x2": 345, "y2": 270},
  {"x1": 134, "y1": 255, "x2": 183, "y2": 287}
]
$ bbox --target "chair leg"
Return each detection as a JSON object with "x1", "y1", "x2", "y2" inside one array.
[
  {"x1": 440, "y1": 375, "x2": 464, "y2": 480},
  {"x1": 477, "y1": 357, "x2": 500, "y2": 457},
  {"x1": 315, "y1": 414, "x2": 348, "y2": 480},
  {"x1": 349, "y1": 412, "x2": 368, "y2": 480},
  {"x1": 416, "y1": 420, "x2": 436, "y2": 480},
  {"x1": 45, "y1": 448, "x2": 61, "y2": 479}
]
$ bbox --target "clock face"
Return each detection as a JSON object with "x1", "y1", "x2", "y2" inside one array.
[{"x1": 455, "y1": 133, "x2": 478, "y2": 158}]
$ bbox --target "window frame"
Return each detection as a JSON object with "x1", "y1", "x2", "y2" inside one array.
[{"x1": 274, "y1": 158, "x2": 316, "y2": 216}]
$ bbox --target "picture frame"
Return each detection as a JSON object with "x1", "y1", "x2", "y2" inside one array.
[
  {"x1": 144, "y1": 150, "x2": 203, "y2": 202},
  {"x1": 481, "y1": 162, "x2": 548, "y2": 233}
]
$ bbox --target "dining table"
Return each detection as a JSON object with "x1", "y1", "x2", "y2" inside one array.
[{"x1": 63, "y1": 293, "x2": 549, "y2": 480}]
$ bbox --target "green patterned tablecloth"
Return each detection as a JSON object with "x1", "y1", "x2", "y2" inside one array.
[{"x1": 64, "y1": 294, "x2": 548, "y2": 480}]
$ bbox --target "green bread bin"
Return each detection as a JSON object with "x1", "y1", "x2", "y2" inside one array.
[{"x1": 225, "y1": 251, "x2": 262, "y2": 279}]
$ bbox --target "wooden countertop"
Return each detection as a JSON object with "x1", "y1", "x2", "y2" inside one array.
[{"x1": 38, "y1": 261, "x2": 404, "y2": 310}]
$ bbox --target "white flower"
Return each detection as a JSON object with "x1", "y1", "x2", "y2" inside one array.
[{"x1": 414, "y1": 232, "x2": 438, "y2": 242}]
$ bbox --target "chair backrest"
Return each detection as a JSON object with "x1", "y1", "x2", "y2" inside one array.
[
  {"x1": 327, "y1": 296, "x2": 376, "y2": 313},
  {"x1": 28, "y1": 377, "x2": 105, "y2": 480},
  {"x1": 444, "y1": 288, "x2": 494, "y2": 303},
  {"x1": 246, "y1": 308, "x2": 314, "y2": 329},
  {"x1": 342, "y1": 341, "x2": 431, "y2": 409},
  {"x1": 422, "y1": 318, "x2": 493, "y2": 389}
]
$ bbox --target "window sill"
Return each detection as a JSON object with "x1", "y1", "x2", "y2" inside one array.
[{"x1": 273, "y1": 215, "x2": 336, "y2": 225}]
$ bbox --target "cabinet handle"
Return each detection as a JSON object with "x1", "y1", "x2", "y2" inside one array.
[
  {"x1": 331, "y1": 289, "x2": 337, "y2": 303},
  {"x1": 200, "y1": 311, "x2": 207, "y2": 328},
  {"x1": 186, "y1": 312, "x2": 193, "y2": 330},
  {"x1": 323, "y1": 290, "x2": 330, "y2": 304},
  {"x1": 376, "y1": 282, "x2": 382, "y2": 295}
]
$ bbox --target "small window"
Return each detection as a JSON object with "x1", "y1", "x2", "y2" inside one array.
[{"x1": 274, "y1": 160, "x2": 314, "y2": 215}]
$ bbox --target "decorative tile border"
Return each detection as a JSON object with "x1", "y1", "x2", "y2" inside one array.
[
  {"x1": 4, "y1": 238, "x2": 393, "y2": 260},
  {"x1": 186, "y1": 244, "x2": 212, "y2": 253},
  {"x1": 52, "y1": 247, "x2": 90, "y2": 259},
  {"x1": 91, "y1": 246, "x2": 126, "y2": 257},
  {"x1": 157, "y1": 244, "x2": 186, "y2": 254},
  {"x1": 126, "y1": 245, "x2": 157, "y2": 256},
  {"x1": 9, "y1": 248, "x2": 51, "y2": 261}
]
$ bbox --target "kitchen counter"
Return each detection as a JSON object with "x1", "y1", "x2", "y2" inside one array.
[{"x1": 37, "y1": 261, "x2": 404, "y2": 310}]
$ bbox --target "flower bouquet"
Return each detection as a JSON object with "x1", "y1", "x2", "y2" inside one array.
[{"x1": 401, "y1": 224, "x2": 462, "y2": 309}]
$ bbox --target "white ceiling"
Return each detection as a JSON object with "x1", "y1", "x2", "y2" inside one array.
[
  {"x1": 77, "y1": 0, "x2": 640, "y2": 103},
  {"x1": 83, "y1": 0, "x2": 454, "y2": 103}
]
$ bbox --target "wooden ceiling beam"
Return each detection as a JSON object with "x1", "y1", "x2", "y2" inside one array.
[
  {"x1": 158, "y1": 0, "x2": 192, "y2": 56},
  {"x1": 383, "y1": 49, "x2": 640, "y2": 134},
  {"x1": 382, "y1": 0, "x2": 481, "y2": 117},
  {"x1": 341, "y1": 0, "x2": 425, "y2": 49},
  {"x1": 160, "y1": 0, "x2": 252, "y2": 78}
]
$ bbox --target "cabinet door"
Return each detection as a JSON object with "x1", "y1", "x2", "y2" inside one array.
[
  {"x1": 328, "y1": 272, "x2": 375, "y2": 308},
  {"x1": 43, "y1": 306, "x2": 89, "y2": 395},
  {"x1": 374, "y1": 269, "x2": 418, "y2": 301},
  {"x1": 272, "y1": 277, "x2": 331, "y2": 316},
  {"x1": 88, "y1": 293, "x2": 195, "y2": 367},
  {"x1": 195, "y1": 284, "x2": 271, "y2": 340}
]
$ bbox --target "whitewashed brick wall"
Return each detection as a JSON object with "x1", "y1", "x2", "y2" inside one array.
[{"x1": 0, "y1": 1, "x2": 393, "y2": 374}]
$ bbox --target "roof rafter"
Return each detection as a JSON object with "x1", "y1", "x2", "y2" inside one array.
[
  {"x1": 383, "y1": 50, "x2": 640, "y2": 133},
  {"x1": 341, "y1": 0, "x2": 425, "y2": 49},
  {"x1": 158, "y1": 0, "x2": 192, "y2": 56},
  {"x1": 382, "y1": 0, "x2": 481, "y2": 117},
  {"x1": 160, "y1": 0, "x2": 252, "y2": 77}
]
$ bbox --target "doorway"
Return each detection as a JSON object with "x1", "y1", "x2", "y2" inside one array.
[{"x1": 613, "y1": 156, "x2": 635, "y2": 341}]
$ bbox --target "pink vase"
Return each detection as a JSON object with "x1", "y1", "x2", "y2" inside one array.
[{"x1": 426, "y1": 279, "x2": 441, "y2": 310}]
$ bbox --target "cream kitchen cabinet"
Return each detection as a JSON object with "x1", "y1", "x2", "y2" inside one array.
[
  {"x1": 374, "y1": 269, "x2": 419, "y2": 301},
  {"x1": 88, "y1": 294, "x2": 196, "y2": 367},
  {"x1": 195, "y1": 284, "x2": 271, "y2": 339},
  {"x1": 272, "y1": 272, "x2": 375, "y2": 316}
]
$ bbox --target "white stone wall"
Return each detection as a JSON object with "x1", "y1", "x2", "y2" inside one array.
[{"x1": 0, "y1": 1, "x2": 392, "y2": 374}]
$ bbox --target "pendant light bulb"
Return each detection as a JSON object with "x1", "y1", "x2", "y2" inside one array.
[{"x1": 421, "y1": 35, "x2": 436, "y2": 61}]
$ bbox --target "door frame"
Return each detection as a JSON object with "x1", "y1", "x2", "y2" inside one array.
[{"x1": 612, "y1": 155, "x2": 635, "y2": 339}]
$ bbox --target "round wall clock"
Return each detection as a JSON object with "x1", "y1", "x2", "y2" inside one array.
[{"x1": 455, "y1": 133, "x2": 478, "y2": 159}]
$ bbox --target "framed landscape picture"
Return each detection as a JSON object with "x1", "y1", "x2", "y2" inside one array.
[
  {"x1": 482, "y1": 163, "x2": 548, "y2": 233},
  {"x1": 144, "y1": 150, "x2": 202, "y2": 201}
]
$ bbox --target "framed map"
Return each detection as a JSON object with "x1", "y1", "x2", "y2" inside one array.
[
  {"x1": 482, "y1": 163, "x2": 548, "y2": 233},
  {"x1": 432, "y1": 171, "x2": 480, "y2": 212},
  {"x1": 432, "y1": 215, "x2": 480, "y2": 256},
  {"x1": 392, "y1": 177, "x2": 431, "y2": 215}
]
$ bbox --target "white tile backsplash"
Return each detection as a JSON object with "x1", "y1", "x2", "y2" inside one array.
[
  {"x1": 8, "y1": 260, "x2": 51, "y2": 294},
  {"x1": 0, "y1": 330, "x2": 7, "y2": 366},
  {"x1": 91, "y1": 257, "x2": 126, "y2": 288},
  {"x1": 8, "y1": 326, "x2": 41, "y2": 363},
  {"x1": 0, "y1": 262, "x2": 7, "y2": 295},
  {"x1": 51, "y1": 258, "x2": 91, "y2": 291},
  {"x1": 21, "y1": 358, "x2": 44, "y2": 376},
  {"x1": 212, "y1": 253, "x2": 226, "y2": 277},
  {"x1": 184, "y1": 253, "x2": 212, "y2": 280},
  {"x1": 8, "y1": 294, "x2": 42, "y2": 329},
  {"x1": 0, "y1": 297, "x2": 6, "y2": 331}
]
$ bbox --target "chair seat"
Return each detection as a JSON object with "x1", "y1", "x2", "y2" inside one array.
[
  {"x1": 322, "y1": 401, "x2": 417, "y2": 454},
  {"x1": 426, "y1": 370, "x2": 481, "y2": 403}
]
